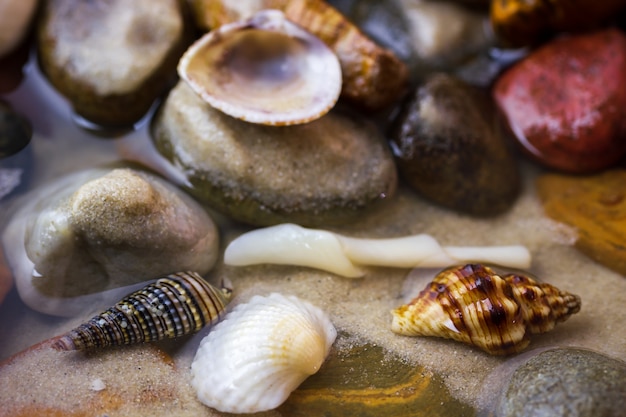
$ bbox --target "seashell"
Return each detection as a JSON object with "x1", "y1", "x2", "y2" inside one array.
[
  {"x1": 191, "y1": 292, "x2": 337, "y2": 413},
  {"x1": 178, "y1": 9, "x2": 342, "y2": 126},
  {"x1": 53, "y1": 271, "x2": 232, "y2": 351},
  {"x1": 224, "y1": 223, "x2": 531, "y2": 278},
  {"x1": 391, "y1": 264, "x2": 581, "y2": 355},
  {"x1": 190, "y1": 0, "x2": 409, "y2": 111}
]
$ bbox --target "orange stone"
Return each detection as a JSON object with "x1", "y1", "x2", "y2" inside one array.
[{"x1": 537, "y1": 170, "x2": 626, "y2": 276}]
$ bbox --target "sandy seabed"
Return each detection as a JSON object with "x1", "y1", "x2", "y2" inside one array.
[{"x1": 0, "y1": 60, "x2": 624, "y2": 416}]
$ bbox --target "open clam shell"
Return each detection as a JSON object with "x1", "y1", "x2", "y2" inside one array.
[{"x1": 178, "y1": 9, "x2": 342, "y2": 126}]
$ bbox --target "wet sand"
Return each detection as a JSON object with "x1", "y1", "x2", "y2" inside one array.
[{"x1": 0, "y1": 58, "x2": 625, "y2": 416}]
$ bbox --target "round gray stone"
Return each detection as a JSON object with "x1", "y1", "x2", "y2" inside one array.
[{"x1": 497, "y1": 347, "x2": 626, "y2": 417}]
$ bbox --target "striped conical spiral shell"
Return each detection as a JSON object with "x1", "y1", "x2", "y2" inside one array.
[
  {"x1": 54, "y1": 271, "x2": 232, "y2": 351},
  {"x1": 391, "y1": 264, "x2": 581, "y2": 355}
]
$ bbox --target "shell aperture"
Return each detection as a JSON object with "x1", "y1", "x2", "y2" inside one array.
[
  {"x1": 391, "y1": 264, "x2": 581, "y2": 355},
  {"x1": 53, "y1": 271, "x2": 232, "y2": 351}
]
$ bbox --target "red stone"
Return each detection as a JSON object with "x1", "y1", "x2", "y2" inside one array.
[{"x1": 494, "y1": 28, "x2": 626, "y2": 173}]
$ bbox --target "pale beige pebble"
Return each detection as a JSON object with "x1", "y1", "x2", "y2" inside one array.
[
  {"x1": 2, "y1": 167, "x2": 220, "y2": 317},
  {"x1": 0, "y1": 0, "x2": 37, "y2": 58},
  {"x1": 42, "y1": 0, "x2": 182, "y2": 95}
]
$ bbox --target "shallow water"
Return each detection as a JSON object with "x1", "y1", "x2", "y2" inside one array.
[{"x1": 1, "y1": 43, "x2": 626, "y2": 416}]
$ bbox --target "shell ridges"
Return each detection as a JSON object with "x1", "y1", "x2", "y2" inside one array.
[
  {"x1": 53, "y1": 271, "x2": 231, "y2": 351},
  {"x1": 191, "y1": 292, "x2": 336, "y2": 413},
  {"x1": 391, "y1": 264, "x2": 581, "y2": 355}
]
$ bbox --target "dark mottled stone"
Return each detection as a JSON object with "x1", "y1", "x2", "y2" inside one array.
[{"x1": 390, "y1": 73, "x2": 520, "y2": 217}]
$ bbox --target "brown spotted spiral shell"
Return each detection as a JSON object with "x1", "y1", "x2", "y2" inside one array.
[
  {"x1": 391, "y1": 264, "x2": 581, "y2": 355},
  {"x1": 53, "y1": 271, "x2": 232, "y2": 351}
]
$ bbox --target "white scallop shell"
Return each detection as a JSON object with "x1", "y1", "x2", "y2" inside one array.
[{"x1": 190, "y1": 292, "x2": 337, "y2": 413}]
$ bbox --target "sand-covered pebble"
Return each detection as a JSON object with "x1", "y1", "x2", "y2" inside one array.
[
  {"x1": 152, "y1": 81, "x2": 397, "y2": 227},
  {"x1": 2, "y1": 167, "x2": 219, "y2": 316}
]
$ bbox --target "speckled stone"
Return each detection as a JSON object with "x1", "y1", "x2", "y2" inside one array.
[{"x1": 496, "y1": 348, "x2": 626, "y2": 417}]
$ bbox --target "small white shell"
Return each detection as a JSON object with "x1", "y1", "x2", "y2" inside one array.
[{"x1": 191, "y1": 292, "x2": 336, "y2": 413}]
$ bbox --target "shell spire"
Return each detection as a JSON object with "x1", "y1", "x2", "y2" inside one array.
[
  {"x1": 54, "y1": 271, "x2": 232, "y2": 351},
  {"x1": 391, "y1": 264, "x2": 581, "y2": 355}
]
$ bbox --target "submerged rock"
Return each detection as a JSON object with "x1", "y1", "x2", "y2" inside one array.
[
  {"x1": 151, "y1": 81, "x2": 397, "y2": 227},
  {"x1": 1, "y1": 167, "x2": 219, "y2": 316},
  {"x1": 390, "y1": 73, "x2": 520, "y2": 217},
  {"x1": 495, "y1": 348, "x2": 626, "y2": 417},
  {"x1": 280, "y1": 337, "x2": 475, "y2": 417},
  {"x1": 37, "y1": 0, "x2": 188, "y2": 127}
]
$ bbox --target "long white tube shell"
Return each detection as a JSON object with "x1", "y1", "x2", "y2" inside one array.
[{"x1": 224, "y1": 223, "x2": 532, "y2": 277}]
